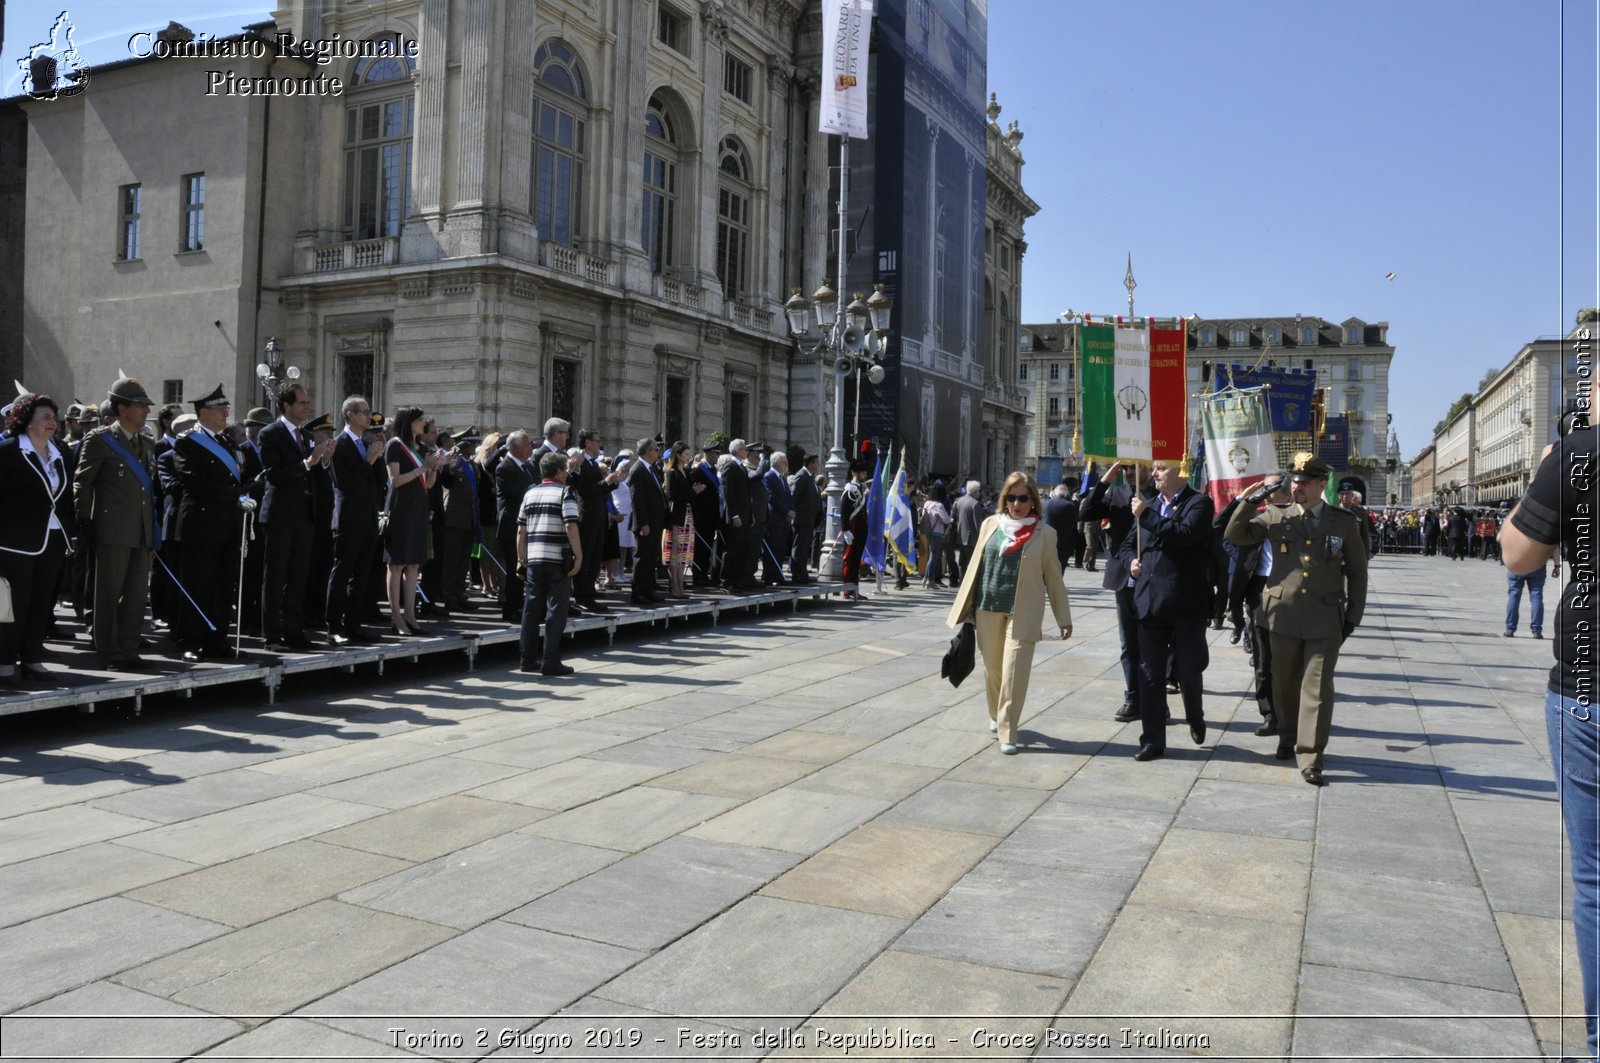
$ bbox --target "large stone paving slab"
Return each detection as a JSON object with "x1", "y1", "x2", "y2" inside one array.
[
  {"x1": 85, "y1": 767, "x2": 306, "y2": 824},
  {"x1": 1128, "y1": 827, "x2": 1311, "y2": 926},
  {"x1": 113, "y1": 792, "x2": 387, "y2": 865},
  {"x1": 0, "y1": 841, "x2": 197, "y2": 929},
  {"x1": 0, "y1": 897, "x2": 229, "y2": 1013},
  {"x1": 338, "y1": 833, "x2": 621, "y2": 929},
  {"x1": 505, "y1": 836, "x2": 802, "y2": 949},
  {"x1": 599, "y1": 896, "x2": 905, "y2": 1023},
  {"x1": 522, "y1": 786, "x2": 740, "y2": 852},
  {"x1": 313, "y1": 793, "x2": 550, "y2": 862},
  {"x1": 877, "y1": 778, "x2": 1049, "y2": 836},
  {"x1": 462, "y1": 757, "x2": 666, "y2": 810},
  {"x1": 684, "y1": 787, "x2": 891, "y2": 854},
  {"x1": 0, "y1": 802, "x2": 163, "y2": 867},
  {"x1": 3, "y1": 981, "x2": 243, "y2": 1062},
  {"x1": 126, "y1": 839, "x2": 411, "y2": 927},
  {"x1": 114, "y1": 899, "x2": 453, "y2": 1019},
  {"x1": 303, "y1": 921, "x2": 643, "y2": 1058},
  {"x1": 760, "y1": 821, "x2": 995, "y2": 918}
]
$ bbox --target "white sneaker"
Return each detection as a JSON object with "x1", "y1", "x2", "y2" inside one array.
[{"x1": 987, "y1": 719, "x2": 998, "y2": 733}]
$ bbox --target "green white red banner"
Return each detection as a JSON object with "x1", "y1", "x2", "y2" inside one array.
[{"x1": 1080, "y1": 324, "x2": 1188, "y2": 463}]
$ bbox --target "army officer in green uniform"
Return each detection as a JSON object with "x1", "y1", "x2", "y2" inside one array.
[
  {"x1": 1226, "y1": 453, "x2": 1368, "y2": 785},
  {"x1": 71, "y1": 377, "x2": 159, "y2": 670}
]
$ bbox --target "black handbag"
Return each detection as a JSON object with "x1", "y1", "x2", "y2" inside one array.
[{"x1": 941, "y1": 622, "x2": 976, "y2": 688}]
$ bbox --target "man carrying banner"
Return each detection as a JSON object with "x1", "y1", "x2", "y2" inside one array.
[
  {"x1": 1226, "y1": 453, "x2": 1368, "y2": 785},
  {"x1": 1123, "y1": 458, "x2": 1214, "y2": 761}
]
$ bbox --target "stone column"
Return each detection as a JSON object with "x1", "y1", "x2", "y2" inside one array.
[
  {"x1": 497, "y1": 0, "x2": 537, "y2": 262},
  {"x1": 402, "y1": 0, "x2": 448, "y2": 261}
]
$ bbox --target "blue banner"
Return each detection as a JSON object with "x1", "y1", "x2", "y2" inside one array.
[
  {"x1": 1317, "y1": 414, "x2": 1350, "y2": 471},
  {"x1": 1214, "y1": 364, "x2": 1316, "y2": 433}
]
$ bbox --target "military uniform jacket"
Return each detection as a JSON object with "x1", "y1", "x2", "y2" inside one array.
[
  {"x1": 72, "y1": 424, "x2": 159, "y2": 548},
  {"x1": 174, "y1": 429, "x2": 244, "y2": 544},
  {"x1": 1225, "y1": 501, "x2": 1368, "y2": 640}
]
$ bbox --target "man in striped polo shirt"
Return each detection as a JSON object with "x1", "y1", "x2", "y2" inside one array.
[{"x1": 515, "y1": 451, "x2": 583, "y2": 677}]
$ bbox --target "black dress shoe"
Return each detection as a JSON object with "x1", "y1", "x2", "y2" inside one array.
[
  {"x1": 1274, "y1": 746, "x2": 1295, "y2": 761},
  {"x1": 328, "y1": 633, "x2": 352, "y2": 647},
  {"x1": 1301, "y1": 766, "x2": 1327, "y2": 786},
  {"x1": 1113, "y1": 702, "x2": 1139, "y2": 723},
  {"x1": 1211, "y1": 618, "x2": 1225, "y2": 630},
  {"x1": 1229, "y1": 629, "x2": 1243, "y2": 645},
  {"x1": 181, "y1": 649, "x2": 204, "y2": 663},
  {"x1": 541, "y1": 662, "x2": 576, "y2": 677},
  {"x1": 1165, "y1": 681, "x2": 1180, "y2": 694},
  {"x1": 18, "y1": 664, "x2": 52, "y2": 681},
  {"x1": 345, "y1": 628, "x2": 379, "y2": 644},
  {"x1": 1134, "y1": 744, "x2": 1164, "y2": 762},
  {"x1": 1190, "y1": 721, "x2": 1206, "y2": 746},
  {"x1": 284, "y1": 636, "x2": 319, "y2": 651}
]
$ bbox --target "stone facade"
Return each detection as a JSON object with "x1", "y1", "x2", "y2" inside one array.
[
  {"x1": 1016, "y1": 321, "x2": 1079, "y2": 484},
  {"x1": 979, "y1": 95, "x2": 1034, "y2": 487}
]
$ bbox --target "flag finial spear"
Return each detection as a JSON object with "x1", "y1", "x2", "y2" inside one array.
[{"x1": 1124, "y1": 254, "x2": 1136, "y2": 320}]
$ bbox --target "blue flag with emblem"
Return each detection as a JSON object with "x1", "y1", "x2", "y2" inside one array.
[
  {"x1": 862, "y1": 447, "x2": 887, "y2": 573},
  {"x1": 886, "y1": 448, "x2": 918, "y2": 571}
]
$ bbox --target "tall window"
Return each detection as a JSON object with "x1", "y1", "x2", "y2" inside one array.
[
  {"x1": 118, "y1": 184, "x2": 141, "y2": 259},
  {"x1": 723, "y1": 53, "x2": 752, "y2": 103},
  {"x1": 552, "y1": 359, "x2": 580, "y2": 424},
  {"x1": 1049, "y1": 362, "x2": 1060, "y2": 381},
  {"x1": 664, "y1": 375, "x2": 689, "y2": 444},
  {"x1": 1048, "y1": 397, "x2": 1059, "y2": 417},
  {"x1": 341, "y1": 353, "x2": 374, "y2": 402},
  {"x1": 163, "y1": 379, "x2": 183, "y2": 405},
  {"x1": 643, "y1": 95, "x2": 679, "y2": 274},
  {"x1": 728, "y1": 390, "x2": 749, "y2": 441},
  {"x1": 180, "y1": 173, "x2": 204, "y2": 251},
  {"x1": 343, "y1": 37, "x2": 415, "y2": 240},
  {"x1": 658, "y1": 3, "x2": 689, "y2": 53},
  {"x1": 532, "y1": 40, "x2": 586, "y2": 247},
  {"x1": 716, "y1": 137, "x2": 750, "y2": 300}
]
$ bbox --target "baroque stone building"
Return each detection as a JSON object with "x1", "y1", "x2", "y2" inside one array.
[
  {"x1": 979, "y1": 94, "x2": 1035, "y2": 487},
  {"x1": 12, "y1": 1, "x2": 1032, "y2": 471}
]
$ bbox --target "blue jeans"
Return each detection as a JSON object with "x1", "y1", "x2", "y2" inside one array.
[
  {"x1": 520, "y1": 562, "x2": 572, "y2": 670},
  {"x1": 925, "y1": 533, "x2": 944, "y2": 584},
  {"x1": 1506, "y1": 568, "x2": 1546, "y2": 636},
  {"x1": 1547, "y1": 688, "x2": 1600, "y2": 1060}
]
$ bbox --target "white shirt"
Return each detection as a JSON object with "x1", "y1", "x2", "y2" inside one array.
[{"x1": 18, "y1": 434, "x2": 65, "y2": 533}]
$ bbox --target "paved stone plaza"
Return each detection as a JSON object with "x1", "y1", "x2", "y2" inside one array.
[{"x1": 0, "y1": 553, "x2": 1585, "y2": 1060}]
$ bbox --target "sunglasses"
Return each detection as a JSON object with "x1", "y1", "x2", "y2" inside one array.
[{"x1": 1005, "y1": 493, "x2": 1031, "y2": 504}]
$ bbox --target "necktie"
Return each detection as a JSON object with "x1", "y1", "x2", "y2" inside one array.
[{"x1": 294, "y1": 427, "x2": 305, "y2": 452}]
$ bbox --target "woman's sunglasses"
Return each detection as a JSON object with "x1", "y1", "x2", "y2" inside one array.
[{"x1": 1005, "y1": 493, "x2": 1031, "y2": 504}]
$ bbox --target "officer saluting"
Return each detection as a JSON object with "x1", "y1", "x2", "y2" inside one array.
[
  {"x1": 173, "y1": 384, "x2": 247, "y2": 661},
  {"x1": 1225, "y1": 453, "x2": 1368, "y2": 785},
  {"x1": 71, "y1": 376, "x2": 159, "y2": 670}
]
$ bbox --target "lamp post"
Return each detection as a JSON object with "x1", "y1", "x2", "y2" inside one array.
[
  {"x1": 785, "y1": 281, "x2": 892, "y2": 580},
  {"x1": 255, "y1": 337, "x2": 302, "y2": 416}
]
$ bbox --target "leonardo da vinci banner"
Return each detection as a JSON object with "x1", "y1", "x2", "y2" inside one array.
[
  {"x1": 820, "y1": 0, "x2": 874, "y2": 138},
  {"x1": 1080, "y1": 324, "x2": 1188, "y2": 462}
]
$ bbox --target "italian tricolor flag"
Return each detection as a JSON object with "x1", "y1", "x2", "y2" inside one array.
[
  {"x1": 1201, "y1": 389, "x2": 1275, "y2": 508},
  {"x1": 1080, "y1": 324, "x2": 1188, "y2": 463}
]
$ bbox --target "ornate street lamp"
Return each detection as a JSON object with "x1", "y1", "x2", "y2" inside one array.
[
  {"x1": 786, "y1": 280, "x2": 893, "y2": 579},
  {"x1": 255, "y1": 337, "x2": 302, "y2": 415}
]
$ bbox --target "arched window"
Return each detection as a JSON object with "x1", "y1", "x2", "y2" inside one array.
[
  {"x1": 532, "y1": 40, "x2": 587, "y2": 246},
  {"x1": 643, "y1": 94, "x2": 679, "y2": 273},
  {"x1": 716, "y1": 137, "x2": 750, "y2": 299},
  {"x1": 343, "y1": 34, "x2": 415, "y2": 240}
]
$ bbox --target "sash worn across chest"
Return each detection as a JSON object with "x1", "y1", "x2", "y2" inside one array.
[
  {"x1": 99, "y1": 432, "x2": 161, "y2": 548},
  {"x1": 190, "y1": 431, "x2": 241, "y2": 481}
]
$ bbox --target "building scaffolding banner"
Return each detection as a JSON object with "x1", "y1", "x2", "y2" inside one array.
[
  {"x1": 819, "y1": 0, "x2": 874, "y2": 138},
  {"x1": 1080, "y1": 324, "x2": 1187, "y2": 462}
]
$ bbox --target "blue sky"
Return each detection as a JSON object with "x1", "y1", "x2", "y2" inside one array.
[{"x1": 9, "y1": 1, "x2": 1597, "y2": 459}]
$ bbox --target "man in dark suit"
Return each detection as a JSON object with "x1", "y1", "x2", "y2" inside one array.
[
  {"x1": 326, "y1": 396, "x2": 384, "y2": 644},
  {"x1": 689, "y1": 440, "x2": 724, "y2": 585},
  {"x1": 1227, "y1": 454, "x2": 1368, "y2": 785},
  {"x1": 952, "y1": 481, "x2": 985, "y2": 574},
  {"x1": 569, "y1": 428, "x2": 620, "y2": 612},
  {"x1": 304, "y1": 413, "x2": 338, "y2": 629},
  {"x1": 746, "y1": 443, "x2": 772, "y2": 584},
  {"x1": 495, "y1": 431, "x2": 536, "y2": 622},
  {"x1": 237, "y1": 407, "x2": 270, "y2": 635},
  {"x1": 173, "y1": 385, "x2": 245, "y2": 660},
  {"x1": 718, "y1": 440, "x2": 756, "y2": 591},
  {"x1": 627, "y1": 439, "x2": 666, "y2": 603},
  {"x1": 764, "y1": 452, "x2": 794, "y2": 583},
  {"x1": 258, "y1": 383, "x2": 330, "y2": 651},
  {"x1": 1121, "y1": 458, "x2": 1214, "y2": 762},
  {"x1": 150, "y1": 407, "x2": 186, "y2": 629},
  {"x1": 788, "y1": 453, "x2": 821, "y2": 583},
  {"x1": 1041, "y1": 483, "x2": 1078, "y2": 574},
  {"x1": 1079, "y1": 460, "x2": 1147, "y2": 721}
]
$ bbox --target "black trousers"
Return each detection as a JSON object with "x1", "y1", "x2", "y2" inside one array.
[
  {"x1": 498, "y1": 528, "x2": 523, "y2": 621},
  {"x1": 721, "y1": 523, "x2": 753, "y2": 587},
  {"x1": 633, "y1": 528, "x2": 662, "y2": 597},
  {"x1": 1135, "y1": 617, "x2": 1208, "y2": 751},
  {"x1": 692, "y1": 513, "x2": 720, "y2": 584},
  {"x1": 791, "y1": 519, "x2": 816, "y2": 581},
  {"x1": 0, "y1": 531, "x2": 67, "y2": 668},
  {"x1": 576, "y1": 511, "x2": 606, "y2": 603},
  {"x1": 178, "y1": 537, "x2": 236, "y2": 650},
  {"x1": 763, "y1": 521, "x2": 789, "y2": 583},
  {"x1": 261, "y1": 516, "x2": 313, "y2": 642},
  {"x1": 326, "y1": 529, "x2": 378, "y2": 634},
  {"x1": 1113, "y1": 584, "x2": 1142, "y2": 698},
  {"x1": 442, "y1": 525, "x2": 473, "y2": 604}
]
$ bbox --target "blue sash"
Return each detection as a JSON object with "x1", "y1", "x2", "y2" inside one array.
[
  {"x1": 99, "y1": 431, "x2": 161, "y2": 549},
  {"x1": 190, "y1": 430, "x2": 241, "y2": 481}
]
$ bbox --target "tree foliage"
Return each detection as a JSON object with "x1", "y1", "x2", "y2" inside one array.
[{"x1": 1432, "y1": 393, "x2": 1472, "y2": 438}]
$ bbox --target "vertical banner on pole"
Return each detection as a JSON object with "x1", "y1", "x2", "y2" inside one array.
[
  {"x1": 819, "y1": 0, "x2": 874, "y2": 138},
  {"x1": 1080, "y1": 323, "x2": 1186, "y2": 463}
]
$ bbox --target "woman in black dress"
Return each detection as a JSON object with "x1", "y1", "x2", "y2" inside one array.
[
  {"x1": 385, "y1": 407, "x2": 443, "y2": 634},
  {"x1": 661, "y1": 441, "x2": 698, "y2": 599}
]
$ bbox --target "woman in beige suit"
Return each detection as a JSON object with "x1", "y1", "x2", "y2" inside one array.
[{"x1": 948, "y1": 471, "x2": 1073, "y2": 754}]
